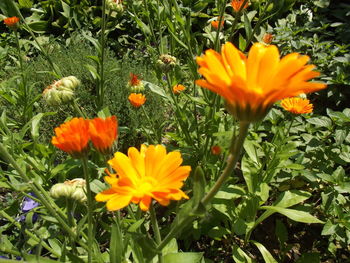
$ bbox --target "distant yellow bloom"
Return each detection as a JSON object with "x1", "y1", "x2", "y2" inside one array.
[
  {"x1": 128, "y1": 93, "x2": 146, "y2": 108},
  {"x1": 231, "y1": 0, "x2": 248, "y2": 12},
  {"x1": 196, "y1": 42, "x2": 326, "y2": 122},
  {"x1": 281, "y1": 97, "x2": 313, "y2": 114},
  {"x1": 173, "y1": 84, "x2": 186, "y2": 94},
  {"x1": 95, "y1": 144, "x2": 191, "y2": 211}
]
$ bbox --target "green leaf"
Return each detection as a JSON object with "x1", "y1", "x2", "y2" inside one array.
[
  {"x1": 192, "y1": 166, "x2": 206, "y2": 208},
  {"x1": 261, "y1": 206, "x2": 324, "y2": 224},
  {"x1": 30, "y1": 112, "x2": 56, "y2": 140},
  {"x1": 274, "y1": 190, "x2": 312, "y2": 208},
  {"x1": 144, "y1": 81, "x2": 170, "y2": 101},
  {"x1": 110, "y1": 223, "x2": 123, "y2": 263},
  {"x1": 18, "y1": 0, "x2": 33, "y2": 8},
  {"x1": 27, "y1": 21, "x2": 49, "y2": 33},
  {"x1": 251, "y1": 241, "x2": 278, "y2": 263},
  {"x1": 163, "y1": 252, "x2": 203, "y2": 263},
  {"x1": 306, "y1": 117, "x2": 332, "y2": 128},
  {"x1": 232, "y1": 244, "x2": 254, "y2": 263},
  {"x1": 321, "y1": 221, "x2": 337, "y2": 236}
]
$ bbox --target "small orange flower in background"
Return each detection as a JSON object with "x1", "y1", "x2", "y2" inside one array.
[
  {"x1": 211, "y1": 145, "x2": 221, "y2": 155},
  {"x1": 95, "y1": 144, "x2": 191, "y2": 211},
  {"x1": 129, "y1": 73, "x2": 141, "y2": 86},
  {"x1": 89, "y1": 116, "x2": 118, "y2": 154},
  {"x1": 281, "y1": 97, "x2": 313, "y2": 114},
  {"x1": 231, "y1": 0, "x2": 248, "y2": 12},
  {"x1": 128, "y1": 93, "x2": 146, "y2": 108},
  {"x1": 52, "y1": 118, "x2": 90, "y2": 158},
  {"x1": 173, "y1": 84, "x2": 186, "y2": 94},
  {"x1": 262, "y1": 33, "x2": 274, "y2": 44},
  {"x1": 211, "y1": 17, "x2": 224, "y2": 29},
  {"x1": 196, "y1": 42, "x2": 326, "y2": 122},
  {"x1": 3, "y1": 16, "x2": 20, "y2": 30}
]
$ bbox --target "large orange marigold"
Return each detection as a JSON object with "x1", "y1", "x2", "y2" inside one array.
[
  {"x1": 196, "y1": 42, "x2": 326, "y2": 122},
  {"x1": 89, "y1": 116, "x2": 118, "y2": 154},
  {"x1": 52, "y1": 118, "x2": 90, "y2": 158},
  {"x1": 95, "y1": 144, "x2": 191, "y2": 211}
]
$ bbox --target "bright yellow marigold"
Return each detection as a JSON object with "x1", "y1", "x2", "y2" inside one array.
[
  {"x1": 128, "y1": 93, "x2": 146, "y2": 107},
  {"x1": 196, "y1": 42, "x2": 326, "y2": 122},
  {"x1": 173, "y1": 84, "x2": 186, "y2": 94},
  {"x1": 4, "y1": 16, "x2": 20, "y2": 29},
  {"x1": 89, "y1": 116, "x2": 118, "y2": 154},
  {"x1": 231, "y1": 0, "x2": 248, "y2": 12},
  {"x1": 281, "y1": 97, "x2": 313, "y2": 114},
  {"x1": 95, "y1": 144, "x2": 191, "y2": 211},
  {"x1": 52, "y1": 118, "x2": 90, "y2": 158}
]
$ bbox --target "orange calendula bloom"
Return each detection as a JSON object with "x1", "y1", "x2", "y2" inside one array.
[
  {"x1": 211, "y1": 18, "x2": 224, "y2": 29},
  {"x1": 129, "y1": 73, "x2": 141, "y2": 86},
  {"x1": 89, "y1": 116, "x2": 118, "y2": 154},
  {"x1": 128, "y1": 93, "x2": 146, "y2": 107},
  {"x1": 211, "y1": 145, "x2": 221, "y2": 155},
  {"x1": 173, "y1": 84, "x2": 186, "y2": 94},
  {"x1": 281, "y1": 97, "x2": 313, "y2": 114},
  {"x1": 231, "y1": 0, "x2": 248, "y2": 12},
  {"x1": 52, "y1": 118, "x2": 90, "y2": 158},
  {"x1": 196, "y1": 42, "x2": 326, "y2": 122},
  {"x1": 95, "y1": 144, "x2": 191, "y2": 211},
  {"x1": 3, "y1": 16, "x2": 20, "y2": 29}
]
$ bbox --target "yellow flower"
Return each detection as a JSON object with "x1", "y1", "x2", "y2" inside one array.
[
  {"x1": 128, "y1": 93, "x2": 146, "y2": 108},
  {"x1": 281, "y1": 97, "x2": 313, "y2": 114},
  {"x1": 196, "y1": 42, "x2": 326, "y2": 122},
  {"x1": 95, "y1": 144, "x2": 191, "y2": 211}
]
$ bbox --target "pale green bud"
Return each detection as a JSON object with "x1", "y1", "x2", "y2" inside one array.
[
  {"x1": 50, "y1": 183, "x2": 74, "y2": 199},
  {"x1": 106, "y1": 0, "x2": 124, "y2": 12},
  {"x1": 157, "y1": 54, "x2": 177, "y2": 72}
]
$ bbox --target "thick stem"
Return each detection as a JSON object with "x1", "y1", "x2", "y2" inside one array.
[
  {"x1": 150, "y1": 203, "x2": 163, "y2": 263},
  {"x1": 82, "y1": 157, "x2": 94, "y2": 263},
  {"x1": 156, "y1": 121, "x2": 250, "y2": 251}
]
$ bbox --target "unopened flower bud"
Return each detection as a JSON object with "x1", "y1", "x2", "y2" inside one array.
[
  {"x1": 50, "y1": 183, "x2": 74, "y2": 199},
  {"x1": 157, "y1": 54, "x2": 177, "y2": 72},
  {"x1": 127, "y1": 73, "x2": 145, "y2": 93},
  {"x1": 50, "y1": 178, "x2": 87, "y2": 202},
  {"x1": 106, "y1": 0, "x2": 124, "y2": 13},
  {"x1": 42, "y1": 76, "x2": 80, "y2": 106}
]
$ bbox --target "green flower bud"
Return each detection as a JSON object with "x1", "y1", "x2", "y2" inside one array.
[
  {"x1": 106, "y1": 0, "x2": 124, "y2": 12},
  {"x1": 157, "y1": 54, "x2": 177, "y2": 72},
  {"x1": 50, "y1": 183, "x2": 74, "y2": 199},
  {"x1": 50, "y1": 178, "x2": 87, "y2": 202}
]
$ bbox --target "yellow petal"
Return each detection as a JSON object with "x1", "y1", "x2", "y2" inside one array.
[{"x1": 106, "y1": 194, "x2": 132, "y2": 211}]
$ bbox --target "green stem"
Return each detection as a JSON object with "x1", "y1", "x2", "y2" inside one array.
[
  {"x1": 82, "y1": 157, "x2": 94, "y2": 263},
  {"x1": 150, "y1": 203, "x2": 163, "y2": 263},
  {"x1": 0, "y1": 210, "x2": 60, "y2": 257},
  {"x1": 0, "y1": 143, "x2": 89, "y2": 251},
  {"x1": 213, "y1": 0, "x2": 227, "y2": 51},
  {"x1": 71, "y1": 99, "x2": 88, "y2": 118},
  {"x1": 141, "y1": 106, "x2": 160, "y2": 143},
  {"x1": 156, "y1": 121, "x2": 250, "y2": 251},
  {"x1": 98, "y1": 0, "x2": 107, "y2": 110},
  {"x1": 229, "y1": 0, "x2": 249, "y2": 42},
  {"x1": 201, "y1": 121, "x2": 250, "y2": 206}
]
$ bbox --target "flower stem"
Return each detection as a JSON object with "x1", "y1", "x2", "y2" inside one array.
[
  {"x1": 150, "y1": 203, "x2": 163, "y2": 263},
  {"x1": 98, "y1": 0, "x2": 107, "y2": 110},
  {"x1": 201, "y1": 121, "x2": 250, "y2": 206},
  {"x1": 156, "y1": 121, "x2": 250, "y2": 251},
  {"x1": 82, "y1": 157, "x2": 94, "y2": 263},
  {"x1": 141, "y1": 106, "x2": 160, "y2": 143},
  {"x1": 71, "y1": 99, "x2": 88, "y2": 118}
]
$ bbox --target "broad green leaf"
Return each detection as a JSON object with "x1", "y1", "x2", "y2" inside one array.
[
  {"x1": 144, "y1": 81, "x2": 170, "y2": 101},
  {"x1": 163, "y1": 252, "x2": 203, "y2": 263},
  {"x1": 18, "y1": 0, "x2": 33, "y2": 8},
  {"x1": 31, "y1": 112, "x2": 56, "y2": 140},
  {"x1": 110, "y1": 223, "x2": 123, "y2": 263},
  {"x1": 90, "y1": 179, "x2": 108, "y2": 193},
  {"x1": 274, "y1": 190, "x2": 311, "y2": 208},
  {"x1": 162, "y1": 238, "x2": 178, "y2": 255},
  {"x1": 321, "y1": 221, "x2": 337, "y2": 236},
  {"x1": 232, "y1": 244, "x2": 254, "y2": 263},
  {"x1": 306, "y1": 117, "x2": 332, "y2": 128},
  {"x1": 251, "y1": 241, "x2": 277, "y2": 263},
  {"x1": 261, "y1": 206, "x2": 324, "y2": 224},
  {"x1": 192, "y1": 166, "x2": 206, "y2": 208}
]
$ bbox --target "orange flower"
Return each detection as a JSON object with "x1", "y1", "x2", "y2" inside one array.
[
  {"x1": 95, "y1": 144, "x2": 191, "y2": 211},
  {"x1": 173, "y1": 84, "x2": 186, "y2": 94},
  {"x1": 89, "y1": 116, "x2": 118, "y2": 154},
  {"x1": 231, "y1": 0, "x2": 248, "y2": 12},
  {"x1": 3, "y1": 16, "x2": 20, "y2": 29},
  {"x1": 196, "y1": 42, "x2": 326, "y2": 122},
  {"x1": 128, "y1": 93, "x2": 146, "y2": 107},
  {"x1": 281, "y1": 97, "x2": 313, "y2": 114},
  {"x1": 211, "y1": 18, "x2": 224, "y2": 29},
  {"x1": 211, "y1": 145, "x2": 221, "y2": 155},
  {"x1": 129, "y1": 73, "x2": 141, "y2": 86},
  {"x1": 52, "y1": 118, "x2": 90, "y2": 158},
  {"x1": 262, "y1": 33, "x2": 274, "y2": 44}
]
